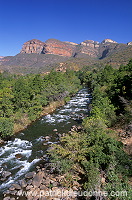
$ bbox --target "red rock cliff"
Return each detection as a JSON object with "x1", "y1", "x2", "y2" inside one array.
[{"x1": 45, "y1": 39, "x2": 76, "y2": 57}]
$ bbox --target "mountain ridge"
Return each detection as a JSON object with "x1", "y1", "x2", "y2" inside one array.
[{"x1": 0, "y1": 38, "x2": 132, "y2": 74}]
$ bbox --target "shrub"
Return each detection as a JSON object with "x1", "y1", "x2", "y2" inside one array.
[{"x1": 0, "y1": 117, "x2": 14, "y2": 138}]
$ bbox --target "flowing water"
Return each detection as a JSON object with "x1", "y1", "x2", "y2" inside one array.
[{"x1": 0, "y1": 88, "x2": 91, "y2": 195}]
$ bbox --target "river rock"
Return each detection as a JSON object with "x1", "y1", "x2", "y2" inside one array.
[
  {"x1": 40, "y1": 184, "x2": 48, "y2": 190},
  {"x1": 43, "y1": 177, "x2": 51, "y2": 186},
  {"x1": 73, "y1": 180, "x2": 80, "y2": 187},
  {"x1": 52, "y1": 181, "x2": 58, "y2": 187},
  {"x1": 58, "y1": 133, "x2": 62, "y2": 138},
  {"x1": 101, "y1": 177, "x2": 106, "y2": 184},
  {"x1": 19, "y1": 179, "x2": 27, "y2": 188},
  {"x1": 26, "y1": 185, "x2": 33, "y2": 190},
  {"x1": 52, "y1": 198, "x2": 61, "y2": 200},
  {"x1": 32, "y1": 197, "x2": 39, "y2": 200},
  {"x1": 32, "y1": 171, "x2": 45, "y2": 187},
  {"x1": 27, "y1": 196, "x2": 34, "y2": 200},
  {"x1": 45, "y1": 136, "x2": 50, "y2": 141},
  {"x1": 25, "y1": 171, "x2": 36, "y2": 179},
  {"x1": 15, "y1": 153, "x2": 23, "y2": 159},
  {"x1": 27, "y1": 179, "x2": 33, "y2": 185},
  {"x1": 1, "y1": 177, "x2": 6, "y2": 181},
  {"x1": 72, "y1": 186, "x2": 78, "y2": 191},
  {"x1": 0, "y1": 139, "x2": 4, "y2": 144},
  {"x1": 43, "y1": 142, "x2": 48, "y2": 146},
  {"x1": 3, "y1": 190, "x2": 10, "y2": 195},
  {"x1": 3, "y1": 197, "x2": 10, "y2": 200},
  {"x1": 2, "y1": 171, "x2": 11, "y2": 178},
  {"x1": 11, "y1": 183, "x2": 21, "y2": 190},
  {"x1": 9, "y1": 186, "x2": 15, "y2": 191},
  {"x1": 9, "y1": 190, "x2": 17, "y2": 195}
]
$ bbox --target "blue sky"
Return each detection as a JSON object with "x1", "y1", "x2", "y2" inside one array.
[{"x1": 0, "y1": 0, "x2": 132, "y2": 56}]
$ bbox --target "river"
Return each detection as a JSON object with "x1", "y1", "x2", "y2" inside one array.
[{"x1": 0, "y1": 88, "x2": 91, "y2": 196}]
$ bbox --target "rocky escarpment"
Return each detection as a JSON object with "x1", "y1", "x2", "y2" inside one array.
[
  {"x1": 45, "y1": 39, "x2": 76, "y2": 57},
  {"x1": 20, "y1": 38, "x2": 77, "y2": 57},
  {"x1": 20, "y1": 38, "x2": 124, "y2": 59},
  {"x1": 1, "y1": 38, "x2": 132, "y2": 74}
]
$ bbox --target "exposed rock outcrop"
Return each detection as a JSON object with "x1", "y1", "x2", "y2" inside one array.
[
  {"x1": 127, "y1": 41, "x2": 132, "y2": 45},
  {"x1": 21, "y1": 39, "x2": 77, "y2": 57},
  {"x1": 99, "y1": 39, "x2": 119, "y2": 59},
  {"x1": 21, "y1": 39, "x2": 46, "y2": 54},
  {"x1": 1, "y1": 37, "x2": 131, "y2": 74},
  {"x1": 45, "y1": 39, "x2": 76, "y2": 57},
  {"x1": 20, "y1": 38, "x2": 130, "y2": 60},
  {"x1": 81, "y1": 40, "x2": 99, "y2": 48},
  {"x1": 64, "y1": 41, "x2": 78, "y2": 46},
  {"x1": 101, "y1": 39, "x2": 117, "y2": 44},
  {"x1": 80, "y1": 40, "x2": 99, "y2": 57}
]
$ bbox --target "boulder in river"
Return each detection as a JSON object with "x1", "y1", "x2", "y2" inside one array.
[
  {"x1": 45, "y1": 136, "x2": 50, "y2": 141},
  {"x1": 15, "y1": 153, "x2": 23, "y2": 159},
  {"x1": 2, "y1": 171, "x2": 11, "y2": 178},
  {"x1": 0, "y1": 139, "x2": 4, "y2": 144}
]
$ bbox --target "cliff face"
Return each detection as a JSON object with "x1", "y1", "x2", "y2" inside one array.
[
  {"x1": 21, "y1": 39, "x2": 77, "y2": 57},
  {"x1": 79, "y1": 40, "x2": 99, "y2": 57},
  {"x1": 1, "y1": 37, "x2": 132, "y2": 74},
  {"x1": 20, "y1": 38, "x2": 124, "y2": 58},
  {"x1": 21, "y1": 39, "x2": 46, "y2": 54},
  {"x1": 45, "y1": 39, "x2": 76, "y2": 57},
  {"x1": 20, "y1": 38, "x2": 101, "y2": 57}
]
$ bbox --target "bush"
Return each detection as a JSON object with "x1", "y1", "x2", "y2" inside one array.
[{"x1": 0, "y1": 117, "x2": 14, "y2": 138}]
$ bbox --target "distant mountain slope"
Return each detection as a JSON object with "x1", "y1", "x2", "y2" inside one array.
[
  {"x1": 0, "y1": 38, "x2": 132, "y2": 74},
  {"x1": 0, "y1": 54, "x2": 68, "y2": 74}
]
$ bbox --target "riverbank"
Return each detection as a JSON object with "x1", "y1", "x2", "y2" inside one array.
[
  {"x1": 13, "y1": 99, "x2": 66, "y2": 134},
  {"x1": 0, "y1": 100, "x2": 66, "y2": 145}
]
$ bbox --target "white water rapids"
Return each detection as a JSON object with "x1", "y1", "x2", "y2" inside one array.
[{"x1": 0, "y1": 88, "x2": 91, "y2": 192}]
